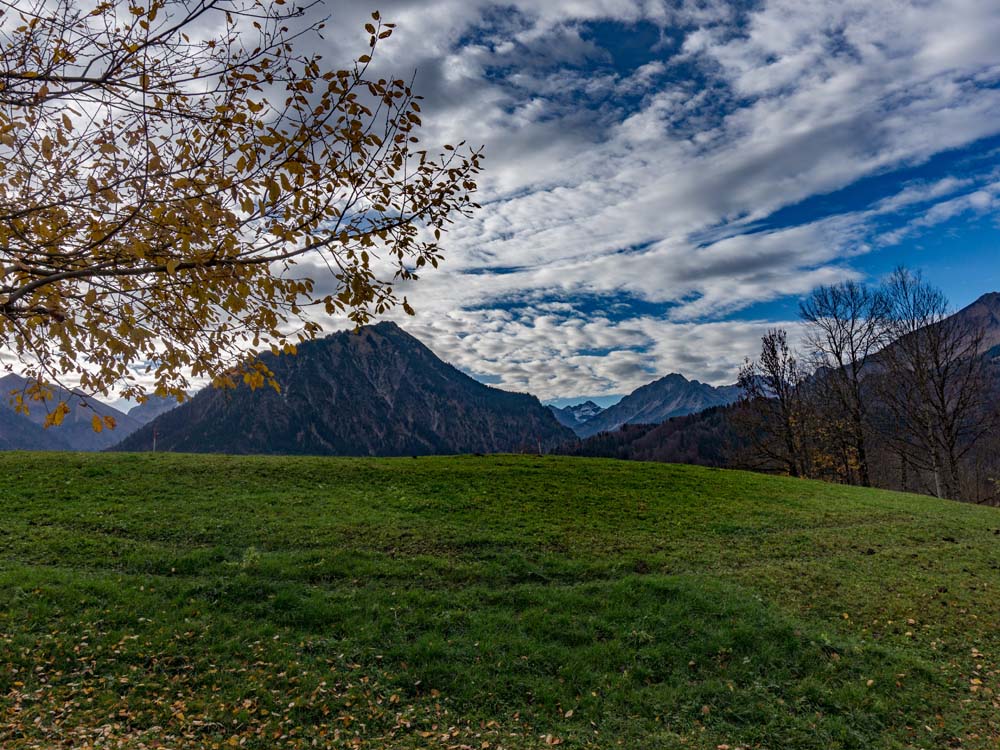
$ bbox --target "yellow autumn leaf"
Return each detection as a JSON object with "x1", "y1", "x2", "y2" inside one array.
[
  {"x1": 0, "y1": 4, "x2": 481, "y2": 415},
  {"x1": 44, "y1": 402, "x2": 71, "y2": 428}
]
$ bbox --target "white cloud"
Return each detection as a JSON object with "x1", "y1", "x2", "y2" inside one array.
[
  {"x1": 279, "y1": 0, "x2": 1000, "y2": 399},
  {"x1": 17, "y1": 1, "x2": 998, "y2": 402},
  {"x1": 395, "y1": 306, "x2": 801, "y2": 399}
]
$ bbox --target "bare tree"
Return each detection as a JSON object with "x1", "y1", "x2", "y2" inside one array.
[
  {"x1": 875, "y1": 268, "x2": 995, "y2": 500},
  {"x1": 736, "y1": 328, "x2": 812, "y2": 478},
  {"x1": 800, "y1": 281, "x2": 890, "y2": 486}
]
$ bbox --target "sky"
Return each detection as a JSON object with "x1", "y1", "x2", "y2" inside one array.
[
  {"x1": 300, "y1": 0, "x2": 1000, "y2": 405},
  {"x1": 171, "y1": 1, "x2": 1000, "y2": 405}
]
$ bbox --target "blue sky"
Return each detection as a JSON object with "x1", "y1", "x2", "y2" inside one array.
[{"x1": 310, "y1": 0, "x2": 1000, "y2": 403}]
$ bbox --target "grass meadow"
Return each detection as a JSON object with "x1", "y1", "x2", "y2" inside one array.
[{"x1": 2, "y1": 452, "x2": 999, "y2": 748}]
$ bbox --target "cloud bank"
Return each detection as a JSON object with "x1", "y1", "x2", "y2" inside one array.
[{"x1": 277, "y1": 2, "x2": 1000, "y2": 399}]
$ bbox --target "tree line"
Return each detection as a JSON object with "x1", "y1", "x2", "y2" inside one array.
[{"x1": 736, "y1": 268, "x2": 999, "y2": 503}]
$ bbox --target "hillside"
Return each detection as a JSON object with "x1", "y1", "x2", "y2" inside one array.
[
  {"x1": 0, "y1": 373, "x2": 140, "y2": 451},
  {"x1": 0, "y1": 407, "x2": 71, "y2": 451},
  {"x1": 114, "y1": 322, "x2": 574, "y2": 455},
  {"x1": 576, "y1": 373, "x2": 740, "y2": 437},
  {"x1": 127, "y1": 394, "x2": 181, "y2": 425},
  {"x1": 3, "y1": 453, "x2": 999, "y2": 749},
  {"x1": 954, "y1": 291, "x2": 1000, "y2": 350},
  {"x1": 561, "y1": 405, "x2": 742, "y2": 466}
]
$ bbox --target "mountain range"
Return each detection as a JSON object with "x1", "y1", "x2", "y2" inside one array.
[
  {"x1": 127, "y1": 395, "x2": 182, "y2": 425},
  {"x1": 114, "y1": 322, "x2": 574, "y2": 455},
  {"x1": 0, "y1": 374, "x2": 141, "y2": 451},
  {"x1": 568, "y1": 374, "x2": 742, "y2": 438},
  {"x1": 565, "y1": 291, "x2": 1000, "y2": 468},
  {"x1": 3, "y1": 292, "x2": 997, "y2": 457},
  {"x1": 548, "y1": 400, "x2": 605, "y2": 429}
]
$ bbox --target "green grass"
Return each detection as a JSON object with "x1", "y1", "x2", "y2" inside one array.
[{"x1": 1, "y1": 453, "x2": 999, "y2": 749}]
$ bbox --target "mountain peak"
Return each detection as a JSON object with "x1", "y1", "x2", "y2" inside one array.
[
  {"x1": 115, "y1": 323, "x2": 573, "y2": 455},
  {"x1": 952, "y1": 291, "x2": 1000, "y2": 350},
  {"x1": 575, "y1": 372, "x2": 740, "y2": 438},
  {"x1": 367, "y1": 320, "x2": 405, "y2": 332},
  {"x1": 548, "y1": 400, "x2": 605, "y2": 430}
]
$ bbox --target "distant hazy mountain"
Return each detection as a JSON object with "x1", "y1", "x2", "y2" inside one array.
[
  {"x1": 114, "y1": 322, "x2": 575, "y2": 455},
  {"x1": 0, "y1": 407, "x2": 72, "y2": 451},
  {"x1": 575, "y1": 373, "x2": 741, "y2": 438},
  {"x1": 0, "y1": 373, "x2": 140, "y2": 451},
  {"x1": 128, "y1": 395, "x2": 182, "y2": 425},
  {"x1": 548, "y1": 400, "x2": 605, "y2": 432}
]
